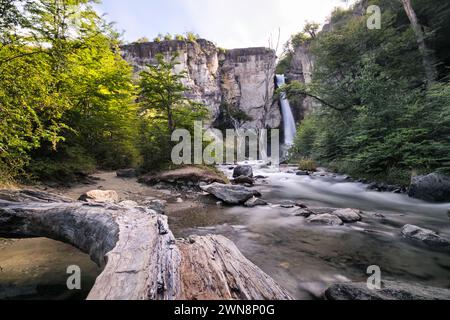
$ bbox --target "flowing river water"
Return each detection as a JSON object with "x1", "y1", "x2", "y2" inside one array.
[
  {"x1": 1, "y1": 162, "x2": 450, "y2": 299},
  {"x1": 169, "y1": 162, "x2": 450, "y2": 299}
]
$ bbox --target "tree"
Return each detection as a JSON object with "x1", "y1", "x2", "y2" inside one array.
[
  {"x1": 139, "y1": 54, "x2": 189, "y2": 133},
  {"x1": 1, "y1": 0, "x2": 140, "y2": 182},
  {"x1": 400, "y1": 0, "x2": 437, "y2": 84},
  {"x1": 303, "y1": 22, "x2": 320, "y2": 39},
  {"x1": 138, "y1": 53, "x2": 208, "y2": 170},
  {"x1": 286, "y1": 0, "x2": 450, "y2": 185}
]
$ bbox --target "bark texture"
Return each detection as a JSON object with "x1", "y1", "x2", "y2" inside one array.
[{"x1": 0, "y1": 190, "x2": 292, "y2": 301}]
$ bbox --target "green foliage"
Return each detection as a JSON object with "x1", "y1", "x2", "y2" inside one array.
[
  {"x1": 298, "y1": 158, "x2": 317, "y2": 172},
  {"x1": 27, "y1": 145, "x2": 97, "y2": 184},
  {"x1": 1, "y1": 0, "x2": 140, "y2": 183},
  {"x1": 185, "y1": 31, "x2": 199, "y2": 42},
  {"x1": 213, "y1": 102, "x2": 253, "y2": 131},
  {"x1": 136, "y1": 37, "x2": 150, "y2": 43},
  {"x1": 275, "y1": 52, "x2": 293, "y2": 74},
  {"x1": 138, "y1": 54, "x2": 208, "y2": 171},
  {"x1": 288, "y1": 0, "x2": 450, "y2": 186},
  {"x1": 164, "y1": 33, "x2": 173, "y2": 41},
  {"x1": 175, "y1": 34, "x2": 185, "y2": 41}
]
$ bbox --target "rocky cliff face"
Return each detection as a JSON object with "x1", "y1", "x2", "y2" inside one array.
[
  {"x1": 285, "y1": 41, "x2": 316, "y2": 122},
  {"x1": 121, "y1": 39, "x2": 281, "y2": 130}
]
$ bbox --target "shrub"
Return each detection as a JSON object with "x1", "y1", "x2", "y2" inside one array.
[{"x1": 298, "y1": 158, "x2": 317, "y2": 171}]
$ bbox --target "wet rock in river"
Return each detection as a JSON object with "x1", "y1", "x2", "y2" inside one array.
[
  {"x1": 232, "y1": 175, "x2": 254, "y2": 186},
  {"x1": 401, "y1": 224, "x2": 450, "y2": 248},
  {"x1": 331, "y1": 208, "x2": 362, "y2": 223},
  {"x1": 408, "y1": 172, "x2": 450, "y2": 202},
  {"x1": 280, "y1": 203, "x2": 295, "y2": 209},
  {"x1": 232, "y1": 165, "x2": 253, "y2": 178},
  {"x1": 244, "y1": 197, "x2": 268, "y2": 208},
  {"x1": 325, "y1": 281, "x2": 450, "y2": 300},
  {"x1": 200, "y1": 183, "x2": 261, "y2": 205},
  {"x1": 306, "y1": 214, "x2": 344, "y2": 226},
  {"x1": 294, "y1": 208, "x2": 313, "y2": 218}
]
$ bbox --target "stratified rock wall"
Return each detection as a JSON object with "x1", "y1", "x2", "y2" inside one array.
[
  {"x1": 285, "y1": 41, "x2": 316, "y2": 122},
  {"x1": 121, "y1": 40, "x2": 281, "y2": 129}
]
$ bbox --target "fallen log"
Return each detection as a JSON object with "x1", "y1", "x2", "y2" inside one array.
[{"x1": 0, "y1": 190, "x2": 292, "y2": 300}]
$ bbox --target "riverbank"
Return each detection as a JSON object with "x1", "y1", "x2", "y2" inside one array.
[{"x1": 1, "y1": 163, "x2": 450, "y2": 300}]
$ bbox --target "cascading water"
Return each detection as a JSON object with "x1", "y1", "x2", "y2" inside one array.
[{"x1": 276, "y1": 74, "x2": 297, "y2": 146}]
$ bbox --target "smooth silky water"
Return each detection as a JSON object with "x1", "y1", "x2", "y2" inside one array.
[
  {"x1": 0, "y1": 238, "x2": 101, "y2": 300},
  {"x1": 169, "y1": 161, "x2": 450, "y2": 299}
]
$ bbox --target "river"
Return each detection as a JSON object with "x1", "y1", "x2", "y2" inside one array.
[
  {"x1": 169, "y1": 161, "x2": 450, "y2": 299},
  {"x1": 1, "y1": 163, "x2": 449, "y2": 300}
]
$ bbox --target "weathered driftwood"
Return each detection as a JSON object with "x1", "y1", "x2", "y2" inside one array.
[{"x1": 0, "y1": 190, "x2": 292, "y2": 300}]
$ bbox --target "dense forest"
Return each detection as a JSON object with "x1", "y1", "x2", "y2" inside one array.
[
  {"x1": 0, "y1": 0, "x2": 206, "y2": 186},
  {"x1": 281, "y1": 0, "x2": 450, "y2": 185}
]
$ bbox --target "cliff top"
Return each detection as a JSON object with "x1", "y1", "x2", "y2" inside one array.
[{"x1": 121, "y1": 39, "x2": 275, "y2": 58}]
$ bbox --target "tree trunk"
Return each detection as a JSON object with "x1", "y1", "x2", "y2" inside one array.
[
  {"x1": 0, "y1": 190, "x2": 292, "y2": 300},
  {"x1": 401, "y1": 0, "x2": 437, "y2": 84}
]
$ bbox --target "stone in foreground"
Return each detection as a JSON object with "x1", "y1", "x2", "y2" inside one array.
[
  {"x1": 401, "y1": 224, "x2": 450, "y2": 248},
  {"x1": 306, "y1": 214, "x2": 344, "y2": 226},
  {"x1": 408, "y1": 172, "x2": 450, "y2": 202},
  {"x1": 79, "y1": 190, "x2": 119, "y2": 203},
  {"x1": 244, "y1": 197, "x2": 268, "y2": 208},
  {"x1": 332, "y1": 208, "x2": 362, "y2": 223},
  {"x1": 201, "y1": 183, "x2": 261, "y2": 205},
  {"x1": 325, "y1": 281, "x2": 450, "y2": 300}
]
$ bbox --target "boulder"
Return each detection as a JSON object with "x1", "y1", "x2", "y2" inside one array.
[
  {"x1": 233, "y1": 165, "x2": 253, "y2": 178},
  {"x1": 79, "y1": 190, "x2": 119, "y2": 204},
  {"x1": 244, "y1": 197, "x2": 268, "y2": 208},
  {"x1": 139, "y1": 166, "x2": 227, "y2": 187},
  {"x1": 306, "y1": 214, "x2": 344, "y2": 226},
  {"x1": 201, "y1": 183, "x2": 261, "y2": 205},
  {"x1": 408, "y1": 172, "x2": 450, "y2": 202},
  {"x1": 118, "y1": 200, "x2": 138, "y2": 208},
  {"x1": 294, "y1": 209, "x2": 313, "y2": 218},
  {"x1": 401, "y1": 224, "x2": 450, "y2": 248},
  {"x1": 116, "y1": 168, "x2": 137, "y2": 178},
  {"x1": 331, "y1": 208, "x2": 362, "y2": 223},
  {"x1": 296, "y1": 171, "x2": 310, "y2": 176},
  {"x1": 325, "y1": 281, "x2": 450, "y2": 300},
  {"x1": 295, "y1": 202, "x2": 308, "y2": 209},
  {"x1": 143, "y1": 199, "x2": 167, "y2": 215},
  {"x1": 232, "y1": 176, "x2": 254, "y2": 186},
  {"x1": 280, "y1": 201, "x2": 296, "y2": 208}
]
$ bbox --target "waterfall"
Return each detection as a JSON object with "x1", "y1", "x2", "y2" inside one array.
[{"x1": 276, "y1": 74, "x2": 297, "y2": 146}]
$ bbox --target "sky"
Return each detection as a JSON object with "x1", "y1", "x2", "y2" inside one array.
[{"x1": 94, "y1": 0, "x2": 356, "y2": 51}]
